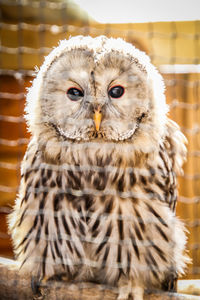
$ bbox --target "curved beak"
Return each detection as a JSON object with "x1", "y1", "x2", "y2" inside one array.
[{"x1": 93, "y1": 107, "x2": 102, "y2": 131}]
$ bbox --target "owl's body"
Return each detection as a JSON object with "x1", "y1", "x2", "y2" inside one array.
[{"x1": 9, "y1": 36, "x2": 189, "y2": 299}]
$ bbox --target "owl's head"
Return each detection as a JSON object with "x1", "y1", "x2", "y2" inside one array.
[{"x1": 26, "y1": 36, "x2": 168, "y2": 157}]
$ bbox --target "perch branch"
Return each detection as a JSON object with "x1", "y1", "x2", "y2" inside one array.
[{"x1": 0, "y1": 257, "x2": 199, "y2": 300}]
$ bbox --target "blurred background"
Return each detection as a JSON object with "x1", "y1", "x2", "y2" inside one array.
[{"x1": 0, "y1": 0, "x2": 199, "y2": 280}]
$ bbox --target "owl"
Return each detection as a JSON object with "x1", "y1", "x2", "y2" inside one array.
[{"x1": 8, "y1": 36, "x2": 190, "y2": 300}]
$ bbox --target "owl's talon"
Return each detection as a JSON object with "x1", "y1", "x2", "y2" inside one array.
[
  {"x1": 31, "y1": 276, "x2": 42, "y2": 298},
  {"x1": 117, "y1": 283, "x2": 131, "y2": 300},
  {"x1": 33, "y1": 294, "x2": 43, "y2": 300}
]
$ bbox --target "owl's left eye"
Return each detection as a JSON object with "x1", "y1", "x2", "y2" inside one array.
[
  {"x1": 108, "y1": 85, "x2": 125, "y2": 99},
  {"x1": 67, "y1": 87, "x2": 84, "y2": 101}
]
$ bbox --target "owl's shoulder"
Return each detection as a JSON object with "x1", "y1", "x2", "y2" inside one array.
[
  {"x1": 21, "y1": 138, "x2": 41, "y2": 172},
  {"x1": 163, "y1": 118, "x2": 187, "y2": 176}
]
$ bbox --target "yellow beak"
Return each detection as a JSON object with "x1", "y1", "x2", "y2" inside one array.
[{"x1": 93, "y1": 109, "x2": 102, "y2": 131}]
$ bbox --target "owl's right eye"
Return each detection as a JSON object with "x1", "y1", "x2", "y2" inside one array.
[{"x1": 67, "y1": 87, "x2": 84, "y2": 101}]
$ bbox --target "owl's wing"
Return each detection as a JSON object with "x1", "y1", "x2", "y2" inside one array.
[
  {"x1": 163, "y1": 118, "x2": 187, "y2": 212},
  {"x1": 158, "y1": 119, "x2": 187, "y2": 291}
]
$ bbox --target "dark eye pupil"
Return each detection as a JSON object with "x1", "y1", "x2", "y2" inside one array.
[
  {"x1": 67, "y1": 88, "x2": 84, "y2": 101},
  {"x1": 109, "y1": 86, "x2": 124, "y2": 98}
]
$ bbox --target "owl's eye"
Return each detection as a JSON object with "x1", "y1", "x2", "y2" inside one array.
[
  {"x1": 67, "y1": 87, "x2": 84, "y2": 101},
  {"x1": 108, "y1": 85, "x2": 124, "y2": 99}
]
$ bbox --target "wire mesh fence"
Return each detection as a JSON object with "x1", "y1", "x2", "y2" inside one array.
[{"x1": 0, "y1": 0, "x2": 200, "y2": 292}]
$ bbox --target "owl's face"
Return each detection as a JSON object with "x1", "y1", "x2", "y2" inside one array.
[{"x1": 27, "y1": 36, "x2": 167, "y2": 151}]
